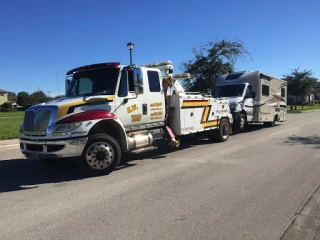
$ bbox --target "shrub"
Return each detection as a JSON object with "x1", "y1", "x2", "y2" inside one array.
[{"x1": 1, "y1": 102, "x2": 13, "y2": 112}]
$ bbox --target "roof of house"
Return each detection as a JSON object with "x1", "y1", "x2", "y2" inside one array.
[{"x1": 0, "y1": 89, "x2": 8, "y2": 93}]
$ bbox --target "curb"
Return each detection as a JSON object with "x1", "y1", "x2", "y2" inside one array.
[
  {"x1": 288, "y1": 109, "x2": 320, "y2": 114},
  {"x1": 278, "y1": 183, "x2": 320, "y2": 240}
]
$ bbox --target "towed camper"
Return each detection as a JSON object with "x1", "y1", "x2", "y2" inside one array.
[{"x1": 212, "y1": 71, "x2": 287, "y2": 131}]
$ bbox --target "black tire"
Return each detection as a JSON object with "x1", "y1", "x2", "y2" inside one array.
[
  {"x1": 235, "y1": 113, "x2": 246, "y2": 132},
  {"x1": 264, "y1": 116, "x2": 276, "y2": 127},
  {"x1": 78, "y1": 134, "x2": 121, "y2": 177},
  {"x1": 40, "y1": 158, "x2": 68, "y2": 166},
  {"x1": 216, "y1": 118, "x2": 230, "y2": 142}
]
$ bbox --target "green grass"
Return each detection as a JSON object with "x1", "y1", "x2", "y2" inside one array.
[
  {"x1": 0, "y1": 116, "x2": 23, "y2": 140},
  {"x1": 0, "y1": 111, "x2": 25, "y2": 117},
  {"x1": 287, "y1": 104, "x2": 320, "y2": 113}
]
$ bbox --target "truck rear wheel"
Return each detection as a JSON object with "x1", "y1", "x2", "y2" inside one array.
[
  {"x1": 78, "y1": 134, "x2": 121, "y2": 177},
  {"x1": 208, "y1": 118, "x2": 230, "y2": 142},
  {"x1": 217, "y1": 118, "x2": 230, "y2": 142}
]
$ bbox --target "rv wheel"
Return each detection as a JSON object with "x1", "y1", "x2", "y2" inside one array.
[
  {"x1": 78, "y1": 134, "x2": 121, "y2": 177},
  {"x1": 235, "y1": 113, "x2": 246, "y2": 132},
  {"x1": 264, "y1": 116, "x2": 276, "y2": 127}
]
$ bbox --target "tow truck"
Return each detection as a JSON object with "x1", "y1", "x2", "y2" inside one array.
[{"x1": 20, "y1": 61, "x2": 233, "y2": 176}]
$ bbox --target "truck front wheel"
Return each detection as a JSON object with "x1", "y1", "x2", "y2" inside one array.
[{"x1": 78, "y1": 134, "x2": 121, "y2": 177}]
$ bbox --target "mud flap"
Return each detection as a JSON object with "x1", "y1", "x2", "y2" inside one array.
[{"x1": 165, "y1": 126, "x2": 180, "y2": 148}]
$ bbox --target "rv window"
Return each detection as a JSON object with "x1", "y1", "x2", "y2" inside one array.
[
  {"x1": 262, "y1": 85, "x2": 269, "y2": 96},
  {"x1": 148, "y1": 71, "x2": 161, "y2": 92},
  {"x1": 281, "y1": 88, "x2": 285, "y2": 97}
]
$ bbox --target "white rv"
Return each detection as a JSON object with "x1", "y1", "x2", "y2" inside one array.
[{"x1": 212, "y1": 71, "x2": 287, "y2": 131}]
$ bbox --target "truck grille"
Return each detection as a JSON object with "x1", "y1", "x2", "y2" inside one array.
[{"x1": 24, "y1": 109, "x2": 51, "y2": 135}]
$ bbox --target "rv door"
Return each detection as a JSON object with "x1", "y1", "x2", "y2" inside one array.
[{"x1": 260, "y1": 79, "x2": 270, "y2": 114}]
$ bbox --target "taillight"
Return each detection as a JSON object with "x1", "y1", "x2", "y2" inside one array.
[{"x1": 57, "y1": 110, "x2": 116, "y2": 124}]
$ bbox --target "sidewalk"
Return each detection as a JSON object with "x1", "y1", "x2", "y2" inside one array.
[
  {"x1": 0, "y1": 139, "x2": 20, "y2": 151},
  {"x1": 280, "y1": 184, "x2": 320, "y2": 240}
]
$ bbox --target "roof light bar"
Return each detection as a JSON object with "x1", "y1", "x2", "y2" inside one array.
[
  {"x1": 171, "y1": 73, "x2": 191, "y2": 80},
  {"x1": 140, "y1": 61, "x2": 173, "y2": 72},
  {"x1": 66, "y1": 62, "x2": 121, "y2": 75}
]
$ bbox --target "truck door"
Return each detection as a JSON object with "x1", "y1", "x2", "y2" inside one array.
[
  {"x1": 260, "y1": 80, "x2": 270, "y2": 114},
  {"x1": 114, "y1": 69, "x2": 145, "y2": 129},
  {"x1": 144, "y1": 69, "x2": 165, "y2": 125}
]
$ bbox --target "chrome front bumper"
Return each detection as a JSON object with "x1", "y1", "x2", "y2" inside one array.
[{"x1": 20, "y1": 137, "x2": 88, "y2": 160}]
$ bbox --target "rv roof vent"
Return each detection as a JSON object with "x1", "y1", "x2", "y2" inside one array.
[{"x1": 226, "y1": 72, "x2": 245, "y2": 80}]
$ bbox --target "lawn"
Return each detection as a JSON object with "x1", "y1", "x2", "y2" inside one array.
[
  {"x1": 287, "y1": 104, "x2": 320, "y2": 113},
  {"x1": 0, "y1": 111, "x2": 25, "y2": 117},
  {"x1": 0, "y1": 111, "x2": 24, "y2": 140}
]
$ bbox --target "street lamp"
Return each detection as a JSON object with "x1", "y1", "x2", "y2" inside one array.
[{"x1": 127, "y1": 42, "x2": 134, "y2": 66}]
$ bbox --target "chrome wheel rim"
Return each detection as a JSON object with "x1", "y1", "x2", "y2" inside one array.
[
  {"x1": 86, "y1": 142, "x2": 114, "y2": 170},
  {"x1": 221, "y1": 122, "x2": 229, "y2": 139},
  {"x1": 239, "y1": 116, "x2": 245, "y2": 129}
]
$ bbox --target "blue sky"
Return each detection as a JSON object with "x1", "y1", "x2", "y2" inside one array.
[{"x1": 1, "y1": 0, "x2": 319, "y2": 96}]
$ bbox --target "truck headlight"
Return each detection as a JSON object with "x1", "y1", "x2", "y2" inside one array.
[{"x1": 53, "y1": 123, "x2": 82, "y2": 133}]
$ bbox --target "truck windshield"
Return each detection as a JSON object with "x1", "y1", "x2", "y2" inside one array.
[
  {"x1": 65, "y1": 68, "x2": 120, "y2": 97},
  {"x1": 212, "y1": 84, "x2": 245, "y2": 98}
]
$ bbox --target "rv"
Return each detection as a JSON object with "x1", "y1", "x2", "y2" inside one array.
[{"x1": 212, "y1": 71, "x2": 287, "y2": 131}]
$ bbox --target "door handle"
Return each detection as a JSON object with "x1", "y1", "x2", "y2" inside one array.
[{"x1": 142, "y1": 104, "x2": 147, "y2": 115}]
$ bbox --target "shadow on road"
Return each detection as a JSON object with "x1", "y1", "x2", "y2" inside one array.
[
  {"x1": 0, "y1": 124, "x2": 269, "y2": 193},
  {"x1": 284, "y1": 135, "x2": 320, "y2": 149}
]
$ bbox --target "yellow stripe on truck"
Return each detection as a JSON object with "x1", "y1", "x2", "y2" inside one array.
[
  {"x1": 202, "y1": 106, "x2": 210, "y2": 123},
  {"x1": 201, "y1": 120, "x2": 219, "y2": 128},
  {"x1": 56, "y1": 96, "x2": 114, "y2": 119},
  {"x1": 182, "y1": 102, "x2": 210, "y2": 107}
]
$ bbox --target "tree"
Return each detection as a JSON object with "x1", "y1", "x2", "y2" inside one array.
[
  {"x1": 29, "y1": 90, "x2": 51, "y2": 105},
  {"x1": 180, "y1": 38, "x2": 251, "y2": 93},
  {"x1": 54, "y1": 95, "x2": 65, "y2": 99},
  {"x1": 7, "y1": 92, "x2": 16, "y2": 102},
  {"x1": 283, "y1": 68, "x2": 318, "y2": 109},
  {"x1": 17, "y1": 91, "x2": 31, "y2": 108}
]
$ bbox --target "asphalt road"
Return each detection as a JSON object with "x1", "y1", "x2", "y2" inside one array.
[{"x1": 1, "y1": 112, "x2": 320, "y2": 240}]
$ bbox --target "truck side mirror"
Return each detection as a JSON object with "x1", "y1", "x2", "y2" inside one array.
[
  {"x1": 65, "y1": 79, "x2": 71, "y2": 93},
  {"x1": 252, "y1": 92, "x2": 256, "y2": 99}
]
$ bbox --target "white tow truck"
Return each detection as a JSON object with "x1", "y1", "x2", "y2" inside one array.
[{"x1": 20, "y1": 61, "x2": 233, "y2": 176}]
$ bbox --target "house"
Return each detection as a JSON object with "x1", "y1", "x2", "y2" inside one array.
[
  {"x1": 0, "y1": 89, "x2": 8, "y2": 106},
  {"x1": 287, "y1": 82, "x2": 320, "y2": 105}
]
